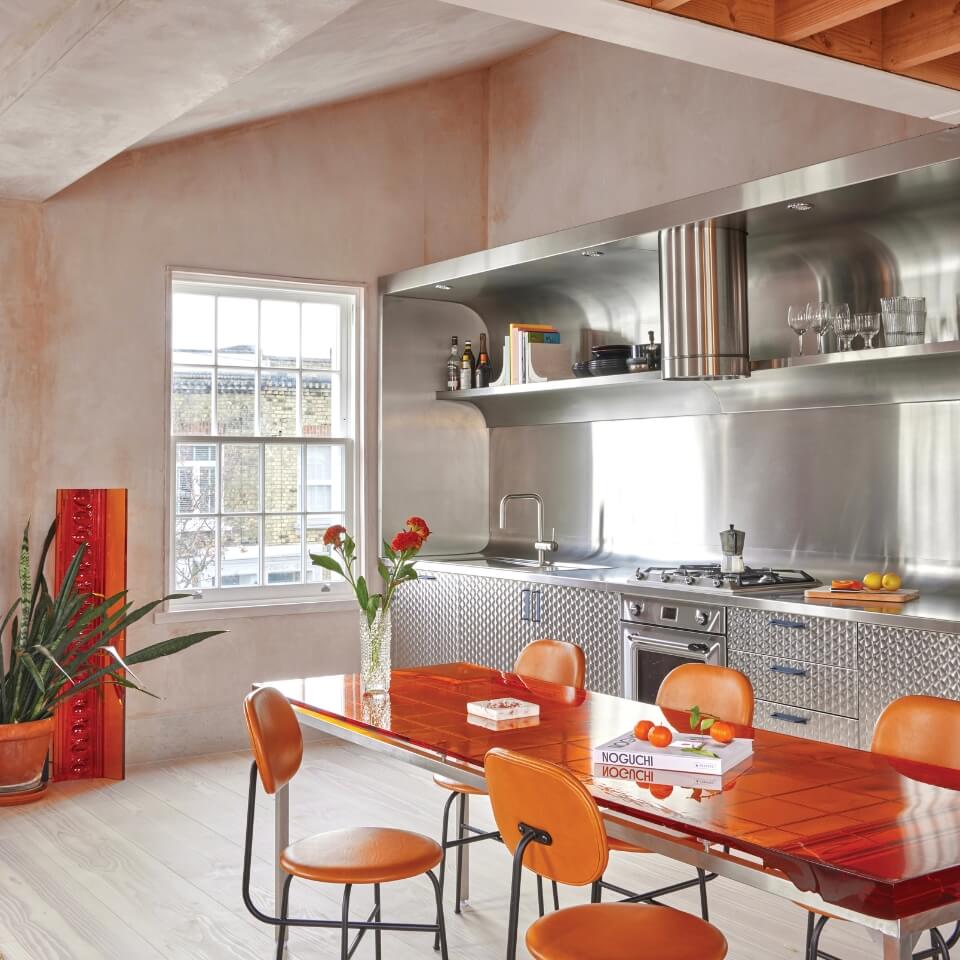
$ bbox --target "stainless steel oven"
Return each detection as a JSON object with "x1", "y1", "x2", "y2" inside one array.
[{"x1": 621, "y1": 594, "x2": 726, "y2": 702}]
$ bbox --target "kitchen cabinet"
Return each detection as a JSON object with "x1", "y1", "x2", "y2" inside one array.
[
  {"x1": 391, "y1": 570, "x2": 462, "y2": 667},
  {"x1": 459, "y1": 574, "x2": 539, "y2": 671}
]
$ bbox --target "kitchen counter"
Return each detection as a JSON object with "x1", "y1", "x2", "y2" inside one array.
[{"x1": 419, "y1": 556, "x2": 960, "y2": 634}]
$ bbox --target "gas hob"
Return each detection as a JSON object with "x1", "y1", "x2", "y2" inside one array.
[{"x1": 633, "y1": 563, "x2": 818, "y2": 594}]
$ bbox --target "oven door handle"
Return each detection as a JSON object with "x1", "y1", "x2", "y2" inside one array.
[{"x1": 625, "y1": 633, "x2": 721, "y2": 660}]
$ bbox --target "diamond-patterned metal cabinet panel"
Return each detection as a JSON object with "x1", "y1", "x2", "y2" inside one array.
[
  {"x1": 728, "y1": 607, "x2": 857, "y2": 665},
  {"x1": 459, "y1": 575, "x2": 537, "y2": 672},
  {"x1": 392, "y1": 572, "x2": 462, "y2": 667},
  {"x1": 858, "y1": 623, "x2": 960, "y2": 745},
  {"x1": 754, "y1": 699, "x2": 860, "y2": 748},
  {"x1": 728, "y1": 651, "x2": 859, "y2": 718},
  {"x1": 538, "y1": 584, "x2": 621, "y2": 696}
]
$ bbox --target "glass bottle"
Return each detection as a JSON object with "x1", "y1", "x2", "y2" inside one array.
[
  {"x1": 446, "y1": 336, "x2": 460, "y2": 391},
  {"x1": 459, "y1": 339, "x2": 475, "y2": 390},
  {"x1": 473, "y1": 333, "x2": 491, "y2": 388}
]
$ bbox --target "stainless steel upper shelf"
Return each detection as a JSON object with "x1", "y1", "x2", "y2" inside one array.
[{"x1": 436, "y1": 341, "x2": 960, "y2": 426}]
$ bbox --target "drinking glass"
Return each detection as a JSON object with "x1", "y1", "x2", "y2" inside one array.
[
  {"x1": 882, "y1": 296, "x2": 926, "y2": 346},
  {"x1": 787, "y1": 305, "x2": 808, "y2": 356},
  {"x1": 856, "y1": 312, "x2": 881, "y2": 348},
  {"x1": 805, "y1": 301, "x2": 833, "y2": 354},
  {"x1": 834, "y1": 304, "x2": 858, "y2": 351}
]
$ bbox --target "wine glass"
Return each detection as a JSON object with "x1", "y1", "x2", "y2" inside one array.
[
  {"x1": 787, "y1": 305, "x2": 808, "y2": 356},
  {"x1": 834, "y1": 304, "x2": 858, "y2": 351},
  {"x1": 856, "y1": 312, "x2": 881, "y2": 348},
  {"x1": 805, "y1": 302, "x2": 832, "y2": 354}
]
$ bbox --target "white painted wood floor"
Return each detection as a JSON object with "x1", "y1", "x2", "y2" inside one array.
[{"x1": 0, "y1": 739, "x2": 930, "y2": 959}]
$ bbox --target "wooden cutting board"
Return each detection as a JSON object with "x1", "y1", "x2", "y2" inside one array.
[{"x1": 805, "y1": 586, "x2": 919, "y2": 603}]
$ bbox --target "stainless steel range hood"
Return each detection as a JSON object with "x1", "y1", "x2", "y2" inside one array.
[{"x1": 659, "y1": 219, "x2": 749, "y2": 380}]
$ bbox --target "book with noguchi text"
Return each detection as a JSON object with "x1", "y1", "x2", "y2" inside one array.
[{"x1": 592, "y1": 729, "x2": 753, "y2": 775}]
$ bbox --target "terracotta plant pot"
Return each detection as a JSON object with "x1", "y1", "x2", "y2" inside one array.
[{"x1": 0, "y1": 716, "x2": 54, "y2": 798}]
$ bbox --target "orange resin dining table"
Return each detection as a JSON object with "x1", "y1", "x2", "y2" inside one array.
[{"x1": 260, "y1": 663, "x2": 960, "y2": 958}]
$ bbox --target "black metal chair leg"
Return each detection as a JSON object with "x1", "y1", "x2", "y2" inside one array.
[
  {"x1": 276, "y1": 874, "x2": 293, "y2": 960},
  {"x1": 341, "y1": 884, "x2": 353, "y2": 960},
  {"x1": 551, "y1": 880, "x2": 560, "y2": 911},
  {"x1": 435, "y1": 790, "x2": 456, "y2": 949},
  {"x1": 591, "y1": 879, "x2": 602, "y2": 903},
  {"x1": 427, "y1": 869, "x2": 449, "y2": 960},
  {"x1": 805, "y1": 911, "x2": 816, "y2": 960},
  {"x1": 454, "y1": 792, "x2": 466, "y2": 915},
  {"x1": 931, "y1": 927, "x2": 949, "y2": 959},
  {"x1": 536, "y1": 875, "x2": 545, "y2": 917},
  {"x1": 696, "y1": 868, "x2": 709, "y2": 921},
  {"x1": 374, "y1": 883, "x2": 382, "y2": 960},
  {"x1": 810, "y1": 914, "x2": 829, "y2": 960}
]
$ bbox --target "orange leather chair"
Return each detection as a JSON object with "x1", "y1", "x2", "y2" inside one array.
[
  {"x1": 485, "y1": 747, "x2": 728, "y2": 960},
  {"x1": 433, "y1": 638, "x2": 586, "y2": 922},
  {"x1": 242, "y1": 687, "x2": 449, "y2": 960},
  {"x1": 802, "y1": 695, "x2": 960, "y2": 960},
  {"x1": 599, "y1": 663, "x2": 755, "y2": 920}
]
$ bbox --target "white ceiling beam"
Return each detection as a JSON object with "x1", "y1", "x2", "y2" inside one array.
[{"x1": 437, "y1": 0, "x2": 960, "y2": 123}]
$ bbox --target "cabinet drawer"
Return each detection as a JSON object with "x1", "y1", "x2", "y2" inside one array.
[
  {"x1": 728, "y1": 607, "x2": 856, "y2": 666},
  {"x1": 754, "y1": 699, "x2": 860, "y2": 749},
  {"x1": 728, "y1": 651, "x2": 858, "y2": 718}
]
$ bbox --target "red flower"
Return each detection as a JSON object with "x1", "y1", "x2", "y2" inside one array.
[
  {"x1": 322, "y1": 524, "x2": 347, "y2": 547},
  {"x1": 406, "y1": 516, "x2": 431, "y2": 540},
  {"x1": 391, "y1": 530, "x2": 424, "y2": 553}
]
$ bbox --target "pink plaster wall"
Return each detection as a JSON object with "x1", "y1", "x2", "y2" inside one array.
[
  {"x1": 38, "y1": 71, "x2": 489, "y2": 761},
  {"x1": 486, "y1": 34, "x2": 942, "y2": 246}
]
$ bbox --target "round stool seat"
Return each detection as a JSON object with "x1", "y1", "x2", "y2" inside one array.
[
  {"x1": 605, "y1": 833, "x2": 649, "y2": 854},
  {"x1": 433, "y1": 773, "x2": 488, "y2": 796},
  {"x1": 526, "y1": 903, "x2": 727, "y2": 960},
  {"x1": 280, "y1": 827, "x2": 441, "y2": 884}
]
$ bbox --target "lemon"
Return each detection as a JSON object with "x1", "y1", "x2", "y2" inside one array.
[
  {"x1": 882, "y1": 572, "x2": 902, "y2": 592},
  {"x1": 863, "y1": 572, "x2": 883, "y2": 591}
]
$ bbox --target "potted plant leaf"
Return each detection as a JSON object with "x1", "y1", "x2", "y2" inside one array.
[{"x1": 0, "y1": 520, "x2": 224, "y2": 800}]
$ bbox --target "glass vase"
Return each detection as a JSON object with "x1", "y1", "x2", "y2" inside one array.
[{"x1": 360, "y1": 609, "x2": 392, "y2": 696}]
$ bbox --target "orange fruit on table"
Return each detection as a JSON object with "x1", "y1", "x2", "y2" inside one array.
[
  {"x1": 633, "y1": 719, "x2": 654, "y2": 741},
  {"x1": 710, "y1": 720, "x2": 735, "y2": 744},
  {"x1": 648, "y1": 725, "x2": 673, "y2": 748},
  {"x1": 649, "y1": 783, "x2": 674, "y2": 800}
]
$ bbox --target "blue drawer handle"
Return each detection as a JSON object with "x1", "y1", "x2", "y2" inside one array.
[
  {"x1": 769, "y1": 618, "x2": 807, "y2": 629},
  {"x1": 770, "y1": 663, "x2": 808, "y2": 678},
  {"x1": 771, "y1": 711, "x2": 810, "y2": 725}
]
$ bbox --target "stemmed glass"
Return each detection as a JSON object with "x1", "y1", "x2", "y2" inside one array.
[
  {"x1": 787, "y1": 305, "x2": 808, "y2": 356},
  {"x1": 834, "y1": 303, "x2": 858, "y2": 351},
  {"x1": 856, "y1": 313, "x2": 881, "y2": 348},
  {"x1": 806, "y1": 302, "x2": 833, "y2": 354}
]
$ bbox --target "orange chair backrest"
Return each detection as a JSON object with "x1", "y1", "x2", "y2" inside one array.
[
  {"x1": 657, "y1": 663, "x2": 755, "y2": 725},
  {"x1": 485, "y1": 747, "x2": 608, "y2": 886},
  {"x1": 514, "y1": 638, "x2": 586, "y2": 690},
  {"x1": 872, "y1": 695, "x2": 960, "y2": 768},
  {"x1": 243, "y1": 686, "x2": 303, "y2": 794}
]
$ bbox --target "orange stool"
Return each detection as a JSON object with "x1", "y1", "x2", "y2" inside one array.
[
  {"x1": 433, "y1": 638, "x2": 586, "y2": 923},
  {"x1": 242, "y1": 687, "x2": 448, "y2": 959},
  {"x1": 598, "y1": 663, "x2": 755, "y2": 920},
  {"x1": 485, "y1": 747, "x2": 728, "y2": 960},
  {"x1": 801, "y1": 695, "x2": 960, "y2": 960}
]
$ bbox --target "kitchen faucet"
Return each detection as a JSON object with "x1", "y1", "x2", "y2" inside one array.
[{"x1": 499, "y1": 493, "x2": 559, "y2": 567}]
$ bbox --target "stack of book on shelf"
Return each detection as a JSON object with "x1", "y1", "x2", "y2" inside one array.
[{"x1": 495, "y1": 323, "x2": 571, "y2": 385}]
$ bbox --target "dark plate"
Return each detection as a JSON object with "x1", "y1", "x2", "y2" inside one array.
[
  {"x1": 591, "y1": 344, "x2": 631, "y2": 358},
  {"x1": 587, "y1": 359, "x2": 628, "y2": 376}
]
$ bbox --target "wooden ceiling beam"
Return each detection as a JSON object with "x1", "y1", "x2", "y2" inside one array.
[
  {"x1": 793, "y1": 10, "x2": 883, "y2": 67},
  {"x1": 776, "y1": 0, "x2": 902, "y2": 42},
  {"x1": 883, "y1": 0, "x2": 960, "y2": 70},
  {"x1": 897, "y1": 52, "x2": 960, "y2": 91}
]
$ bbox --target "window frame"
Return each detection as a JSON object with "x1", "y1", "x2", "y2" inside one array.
[{"x1": 164, "y1": 269, "x2": 363, "y2": 612}]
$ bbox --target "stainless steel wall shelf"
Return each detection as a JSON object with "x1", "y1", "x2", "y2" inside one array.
[{"x1": 436, "y1": 341, "x2": 960, "y2": 426}]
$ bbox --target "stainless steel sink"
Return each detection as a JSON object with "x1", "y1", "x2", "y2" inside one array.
[{"x1": 458, "y1": 556, "x2": 610, "y2": 572}]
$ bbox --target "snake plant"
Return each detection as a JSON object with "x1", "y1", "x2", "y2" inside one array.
[{"x1": 0, "y1": 519, "x2": 223, "y2": 724}]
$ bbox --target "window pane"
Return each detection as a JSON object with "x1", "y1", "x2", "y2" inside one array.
[
  {"x1": 217, "y1": 296, "x2": 258, "y2": 366},
  {"x1": 172, "y1": 368, "x2": 212, "y2": 435},
  {"x1": 221, "y1": 516, "x2": 260, "y2": 586},
  {"x1": 265, "y1": 444, "x2": 301, "y2": 512},
  {"x1": 266, "y1": 515, "x2": 302, "y2": 584},
  {"x1": 305, "y1": 513, "x2": 346, "y2": 582},
  {"x1": 222, "y1": 444, "x2": 261, "y2": 513},
  {"x1": 260, "y1": 370, "x2": 298, "y2": 436},
  {"x1": 176, "y1": 443, "x2": 217, "y2": 514},
  {"x1": 302, "y1": 302, "x2": 340, "y2": 370},
  {"x1": 175, "y1": 517, "x2": 217, "y2": 590},
  {"x1": 306, "y1": 444, "x2": 344, "y2": 512},
  {"x1": 302, "y1": 372, "x2": 342, "y2": 437},
  {"x1": 217, "y1": 370, "x2": 256, "y2": 435},
  {"x1": 261, "y1": 300, "x2": 299, "y2": 368},
  {"x1": 172, "y1": 293, "x2": 214, "y2": 365}
]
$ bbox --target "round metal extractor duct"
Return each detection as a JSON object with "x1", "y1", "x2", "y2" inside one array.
[{"x1": 659, "y1": 220, "x2": 749, "y2": 380}]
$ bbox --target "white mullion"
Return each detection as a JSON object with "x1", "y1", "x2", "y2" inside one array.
[
  {"x1": 255, "y1": 297, "x2": 262, "y2": 435},
  {"x1": 215, "y1": 440, "x2": 223, "y2": 589},
  {"x1": 211, "y1": 297, "x2": 219, "y2": 434},
  {"x1": 259, "y1": 441, "x2": 266, "y2": 587}
]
